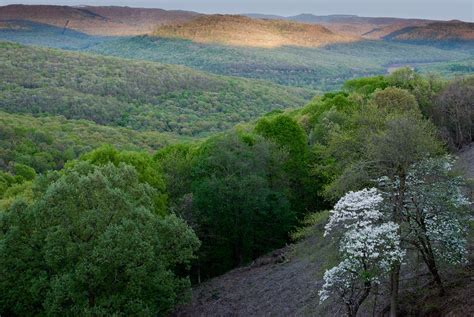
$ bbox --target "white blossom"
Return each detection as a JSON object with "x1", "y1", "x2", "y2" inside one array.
[
  {"x1": 324, "y1": 188, "x2": 385, "y2": 236},
  {"x1": 320, "y1": 188, "x2": 404, "y2": 305},
  {"x1": 401, "y1": 155, "x2": 469, "y2": 265}
]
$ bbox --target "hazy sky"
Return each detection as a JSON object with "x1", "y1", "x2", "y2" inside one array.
[{"x1": 1, "y1": 0, "x2": 473, "y2": 21}]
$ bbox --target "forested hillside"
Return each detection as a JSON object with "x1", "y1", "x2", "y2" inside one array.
[
  {"x1": 153, "y1": 15, "x2": 356, "y2": 48},
  {"x1": 0, "y1": 111, "x2": 182, "y2": 174},
  {"x1": 1, "y1": 69, "x2": 472, "y2": 316},
  {"x1": 0, "y1": 5, "x2": 473, "y2": 316},
  {"x1": 0, "y1": 20, "x2": 107, "y2": 49},
  {"x1": 385, "y1": 20, "x2": 474, "y2": 42},
  {"x1": 87, "y1": 38, "x2": 472, "y2": 91},
  {"x1": 245, "y1": 13, "x2": 432, "y2": 39},
  {"x1": 175, "y1": 69, "x2": 474, "y2": 316},
  {"x1": 0, "y1": 42, "x2": 313, "y2": 136}
]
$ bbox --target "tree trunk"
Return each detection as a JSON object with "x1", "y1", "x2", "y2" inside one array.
[
  {"x1": 415, "y1": 212, "x2": 445, "y2": 296},
  {"x1": 425, "y1": 252, "x2": 445, "y2": 296},
  {"x1": 88, "y1": 288, "x2": 95, "y2": 308},
  {"x1": 346, "y1": 281, "x2": 372, "y2": 317},
  {"x1": 389, "y1": 170, "x2": 405, "y2": 317},
  {"x1": 390, "y1": 263, "x2": 400, "y2": 317},
  {"x1": 197, "y1": 265, "x2": 201, "y2": 284}
]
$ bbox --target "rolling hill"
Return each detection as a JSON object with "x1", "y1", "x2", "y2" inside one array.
[
  {"x1": 153, "y1": 14, "x2": 357, "y2": 48},
  {"x1": 0, "y1": 4, "x2": 200, "y2": 35},
  {"x1": 84, "y1": 37, "x2": 471, "y2": 90},
  {"x1": 0, "y1": 20, "x2": 107, "y2": 49},
  {"x1": 0, "y1": 42, "x2": 313, "y2": 136},
  {"x1": 0, "y1": 25, "x2": 469, "y2": 91},
  {"x1": 245, "y1": 13, "x2": 432, "y2": 38},
  {"x1": 385, "y1": 20, "x2": 474, "y2": 42}
]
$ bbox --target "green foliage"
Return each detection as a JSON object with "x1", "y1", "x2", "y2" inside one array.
[
  {"x1": 367, "y1": 114, "x2": 442, "y2": 176},
  {"x1": 304, "y1": 72, "x2": 447, "y2": 200},
  {"x1": 78, "y1": 145, "x2": 168, "y2": 215},
  {"x1": 290, "y1": 210, "x2": 330, "y2": 241},
  {"x1": 0, "y1": 42, "x2": 313, "y2": 136},
  {"x1": 192, "y1": 132, "x2": 296, "y2": 275},
  {"x1": 0, "y1": 163, "x2": 200, "y2": 316},
  {"x1": 154, "y1": 143, "x2": 196, "y2": 213},
  {"x1": 301, "y1": 92, "x2": 358, "y2": 126},
  {"x1": 83, "y1": 37, "x2": 470, "y2": 91},
  {"x1": 370, "y1": 87, "x2": 419, "y2": 113},
  {"x1": 255, "y1": 114, "x2": 327, "y2": 214},
  {"x1": 0, "y1": 111, "x2": 178, "y2": 175},
  {"x1": 12, "y1": 163, "x2": 36, "y2": 181},
  {"x1": 255, "y1": 115, "x2": 308, "y2": 158},
  {"x1": 417, "y1": 58, "x2": 474, "y2": 77},
  {"x1": 0, "y1": 181, "x2": 34, "y2": 211},
  {"x1": 343, "y1": 76, "x2": 388, "y2": 95}
]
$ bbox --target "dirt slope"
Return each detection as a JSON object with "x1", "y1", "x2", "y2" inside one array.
[
  {"x1": 174, "y1": 234, "x2": 331, "y2": 316},
  {"x1": 153, "y1": 15, "x2": 358, "y2": 48},
  {"x1": 176, "y1": 223, "x2": 474, "y2": 316}
]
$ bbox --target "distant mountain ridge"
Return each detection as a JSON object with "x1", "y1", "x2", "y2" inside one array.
[
  {"x1": 0, "y1": 4, "x2": 200, "y2": 35},
  {"x1": 152, "y1": 14, "x2": 357, "y2": 48},
  {"x1": 1, "y1": 5, "x2": 471, "y2": 44},
  {"x1": 243, "y1": 13, "x2": 433, "y2": 38},
  {"x1": 384, "y1": 20, "x2": 474, "y2": 42}
]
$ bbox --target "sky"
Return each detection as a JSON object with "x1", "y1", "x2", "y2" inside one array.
[{"x1": 1, "y1": 0, "x2": 473, "y2": 21}]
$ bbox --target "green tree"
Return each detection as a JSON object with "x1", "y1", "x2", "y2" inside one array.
[
  {"x1": 0, "y1": 162, "x2": 200, "y2": 316},
  {"x1": 13, "y1": 163, "x2": 36, "y2": 181},
  {"x1": 154, "y1": 143, "x2": 196, "y2": 212},
  {"x1": 192, "y1": 132, "x2": 295, "y2": 276},
  {"x1": 255, "y1": 114, "x2": 326, "y2": 215},
  {"x1": 78, "y1": 145, "x2": 167, "y2": 215},
  {"x1": 314, "y1": 94, "x2": 441, "y2": 316},
  {"x1": 343, "y1": 75, "x2": 388, "y2": 95},
  {"x1": 370, "y1": 87, "x2": 419, "y2": 113}
]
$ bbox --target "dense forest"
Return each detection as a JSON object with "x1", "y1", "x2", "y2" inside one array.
[
  {"x1": 0, "y1": 111, "x2": 183, "y2": 174},
  {"x1": 0, "y1": 42, "x2": 313, "y2": 136},
  {"x1": 1, "y1": 67, "x2": 472, "y2": 315}
]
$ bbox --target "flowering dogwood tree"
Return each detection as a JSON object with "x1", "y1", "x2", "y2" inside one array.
[
  {"x1": 380, "y1": 155, "x2": 470, "y2": 294},
  {"x1": 320, "y1": 188, "x2": 404, "y2": 317}
]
